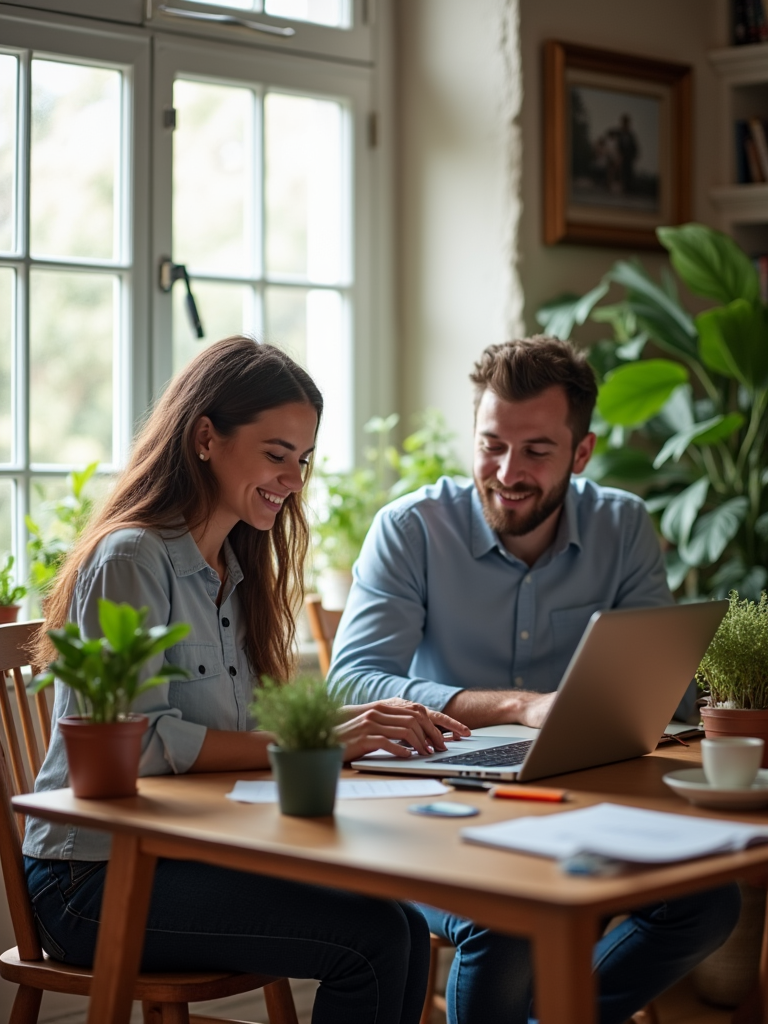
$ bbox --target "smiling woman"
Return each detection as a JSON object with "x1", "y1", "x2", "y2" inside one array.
[{"x1": 22, "y1": 335, "x2": 468, "y2": 1024}]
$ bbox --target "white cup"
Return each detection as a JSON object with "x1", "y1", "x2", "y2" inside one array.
[{"x1": 701, "y1": 737, "x2": 764, "y2": 789}]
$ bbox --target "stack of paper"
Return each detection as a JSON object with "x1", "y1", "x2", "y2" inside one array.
[
  {"x1": 227, "y1": 778, "x2": 450, "y2": 803},
  {"x1": 461, "y1": 803, "x2": 768, "y2": 864}
]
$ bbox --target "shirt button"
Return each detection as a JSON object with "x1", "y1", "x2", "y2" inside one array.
[
  {"x1": 524, "y1": 575, "x2": 532, "y2": 584},
  {"x1": 229, "y1": 666, "x2": 237, "y2": 676},
  {"x1": 520, "y1": 630, "x2": 529, "y2": 640},
  {"x1": 514, "y1": 676, "x2": 524, "y2": 687},
  {"x1": 221, "y1": 617, "x2": 230, "y2": 627},
  {"x1": 198, "y1": 665, "x2": 206, "y2": 674}
]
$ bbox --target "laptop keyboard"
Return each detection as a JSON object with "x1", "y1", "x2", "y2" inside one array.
[{"x1": 429, "y1": 740, "x2": 533, "y2": 767}]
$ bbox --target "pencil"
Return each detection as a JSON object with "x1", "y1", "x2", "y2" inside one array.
[{"x1": 490, "y1": 784, "x2": 568, "y2": 803}]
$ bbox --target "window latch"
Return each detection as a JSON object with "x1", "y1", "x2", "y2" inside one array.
[
  {"x1": 158, "y1": 258, "x2": 204, "y2": 339},
  {"x1": 156, "y1": 4, "x2": 296, "y2": 38}
]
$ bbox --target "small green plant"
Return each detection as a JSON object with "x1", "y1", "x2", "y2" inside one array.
[
  {"x1": 252, "y1": 675, "x2": 345, "y2": 751},
  {"x1": 0, "y1": 554, "x2": 26, "y2": 607},
  {"x1": 26, "y1": 462, "x2": 100, "y2": 597},
  {"x1": 30, "y1": 599, "x2": 191, "y2": 723},
  {"x1": 697, "y1": 591, "x2": 768, "y2": 709},
  {"x1": 313, "y1": 410, "x2": 464, "y2": 571}
]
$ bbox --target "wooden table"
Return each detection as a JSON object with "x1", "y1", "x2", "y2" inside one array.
[{"x1": 14, "y1": 741, "x2": 768, "y2": 1024}]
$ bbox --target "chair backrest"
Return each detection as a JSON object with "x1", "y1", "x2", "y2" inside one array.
[
  {"x1": 0, "y1": 620, "x2": 50, "y2": 961},
  {"x1": 304, "y1": 595, "x2": 343, "y2": 677}
]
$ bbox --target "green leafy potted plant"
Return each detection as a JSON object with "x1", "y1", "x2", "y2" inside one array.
[
  {"x1": 0, "y1": 554, "x2": 27, "y2": 624},
  {"x1": 537, "y1": 223, "x2": 768, "y2": 601},
  {"x1": 252, "y1": 675, "x2": 345, "y2": 816},
  {"x1": 696, "y1": 591, "x2": 768, "y2": 765},
  {"x1": 31, "y1": 599, "x2": 190, "y2": 798},
  {"x1": 26, "y1": 461, "x2": 100, "y2": 604}
]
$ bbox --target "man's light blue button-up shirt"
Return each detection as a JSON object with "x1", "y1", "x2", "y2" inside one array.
[{"x1": 329, "y1": 476, "x2": 679, "y2": 712}]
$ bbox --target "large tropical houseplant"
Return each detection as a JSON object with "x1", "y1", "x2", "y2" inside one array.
[{"x1": 537, "y1": 223, "x2": 768, "y2": 600}]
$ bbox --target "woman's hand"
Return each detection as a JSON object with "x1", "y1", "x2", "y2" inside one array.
[{"x1": 336, "y1": 698, "x2": 471, "y2": 763}]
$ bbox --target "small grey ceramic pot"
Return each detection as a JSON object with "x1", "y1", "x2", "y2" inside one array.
[{"x1": 267, "y1": 744, "x2": 344, "y2": 816}]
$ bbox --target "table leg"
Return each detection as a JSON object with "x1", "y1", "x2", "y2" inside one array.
[
  {"x1": 532, "y1": 906, "x2": 598, "y2": 1024},
  {"x1": 86, "y1": 833, "x2": 157, "y2": 1024}
]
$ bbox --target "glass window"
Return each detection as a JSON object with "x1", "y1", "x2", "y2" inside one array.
[
  {"x1": 182, "y1": 0, "x2": 352, "y2": 28},
  {"x1": 0, "y1": 266, "x2": 13, "y2": 463},
  {"x1": 0, "y1": 54, "x2": 17, "y2": 255},
  {"x1": 0, "y1": 479, "x2": 12, "y2": 556}
]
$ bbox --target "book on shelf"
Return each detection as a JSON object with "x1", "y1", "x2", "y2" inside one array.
[
  {"x1": 734, "y1": 0, "x2": 768, "y2": 45},
  {"x1": 735, "y1": 119, "x2": 768, "y2": 182}
]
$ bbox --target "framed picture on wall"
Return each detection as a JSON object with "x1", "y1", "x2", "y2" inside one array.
[{"x1": 543, "y1": 41, "x2": 692, "y2": 249}]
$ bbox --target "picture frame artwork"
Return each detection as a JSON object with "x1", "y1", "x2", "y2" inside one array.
[{"x1": 543, "y1": 41, "x2": 692, "y2": 249}]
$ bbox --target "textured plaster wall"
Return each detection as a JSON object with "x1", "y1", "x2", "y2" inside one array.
[{"x1": 395, "y1": 0, "x2": 729, "y2": 468}]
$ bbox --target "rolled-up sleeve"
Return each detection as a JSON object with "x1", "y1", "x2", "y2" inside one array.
[
  {"x1": 73, "y1": 552, "x2": 207, "y2": 775},
  {"x1": 328, "y1": 506, "x2": 463, "y2": 709}
]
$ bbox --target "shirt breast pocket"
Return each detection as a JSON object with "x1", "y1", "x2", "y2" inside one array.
[
  {"x1": 549, "y1": 603, "x2": 603, "y2": 655},
  {"x1": 164, "y1": 642, "x2": 224, "y2": 722}
]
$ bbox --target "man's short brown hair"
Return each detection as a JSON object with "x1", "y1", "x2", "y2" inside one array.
[{"x1": 470, "y1": 336, "x2": 598, "y2": 441}]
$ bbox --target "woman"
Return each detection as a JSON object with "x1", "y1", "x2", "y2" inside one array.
[{"x1": 24, "y1": 337, "x2": 469, "y2": 1024}]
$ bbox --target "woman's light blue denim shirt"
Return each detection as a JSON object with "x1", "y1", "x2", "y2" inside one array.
[{"x1": 23, "y1": 527, "x2": 255, "y2": 861}]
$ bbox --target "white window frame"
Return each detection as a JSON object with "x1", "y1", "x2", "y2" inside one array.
[{"x1": 0, "y1": 6, "x2": 151, "y2": 583}]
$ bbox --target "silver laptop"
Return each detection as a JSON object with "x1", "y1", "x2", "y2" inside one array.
[{"x1": 351, "y1": 601, "x2": 727, "y2": 783}]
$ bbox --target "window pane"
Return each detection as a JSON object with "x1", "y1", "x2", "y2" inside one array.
[
  {"x1": 0, "y1": 480, "x2": 12, "y2": 556},
  {"x1": 173, "y1": 280, "x2": 257, "y2": 371},
  {"x1": 30, "y1": 60, "x2": 122, "y2": 261},
  {"x1": 265, "y1": 92, "x2": 345, "y2": 283},
  {"x1": 174, "y1": 80, "x2": 253, "y2": 275},
  {"x1": 0, "y1": 267, "x2": 13, "y2": 462},
  {"x1": 265, "y1": 286, "x2": 349, "y2": 468},
  {"x1": 0, "y1": 54, "x2": 17, "y2": 254},
  {"x1": 29, "y1": 270, "x2": 114, "y2": 465},
  {"x1": 265, "y1": 0, "x2": 350, "y2": 28}
]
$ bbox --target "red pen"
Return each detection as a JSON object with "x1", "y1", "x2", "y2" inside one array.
[{"x1": 490, "y1": 784, "x2": 568, "y2": 803}]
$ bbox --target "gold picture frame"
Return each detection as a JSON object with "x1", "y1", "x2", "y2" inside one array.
[{"x1": 543, "y1": 41, "x2": 692, "y2": 249}]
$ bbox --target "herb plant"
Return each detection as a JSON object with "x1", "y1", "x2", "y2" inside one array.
[
  {"x1": 30, "y1": 599, "x2": 191, "y2": 723},
  {"x1": 697, "y1": 591, "x2": 768, "y2": 709},
  {"x1": 0, "y1": 554, "x2": 26, "y2": 607},
  {"x1": 252, "y1": 675, "x2": 344, "y2": 751},
  {"x1": 537, "y1": 223, "x2": 768, "y2": 599}
]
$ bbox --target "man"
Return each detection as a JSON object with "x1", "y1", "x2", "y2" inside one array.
[{"x1": 329, "y1": 337, "x2": 738, "y2": 1024}]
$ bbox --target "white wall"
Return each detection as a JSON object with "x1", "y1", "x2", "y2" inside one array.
[{"x1": 395, "y1": 0, "x2": 730, "y2": 468}]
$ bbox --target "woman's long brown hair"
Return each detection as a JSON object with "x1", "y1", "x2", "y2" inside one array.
[{"x1": 33, "y1": 337, "x2": 323, "y2": 681}]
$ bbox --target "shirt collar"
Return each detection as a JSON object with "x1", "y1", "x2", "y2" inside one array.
[
  {"x1": 469, "y1": 479, "x2": 583, "y2": 561},
  {"x1": 163, "y1": 529, "x2": 244, "y2": 586}
]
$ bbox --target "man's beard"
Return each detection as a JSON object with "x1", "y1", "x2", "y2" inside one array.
[{"x1": 476, "y1": 465, "x2": 573, "y2": 538}]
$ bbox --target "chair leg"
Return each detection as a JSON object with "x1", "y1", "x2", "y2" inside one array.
[
  {"x1": 160, "y1": 1004, "x2": 191, "y2": 1024},
  {"x1": 8, "y1": 985, "x2": 43, "y2": 1024},
  {"x1": 420, "y1": 936, "x2": 442, "y2": 1024},
  {"x1": 264, "y1": 978, "x2": 299, "y2": 1024},
  {"x1": 143, "y1": 1001, "x2": 163, "y2": 1024}
]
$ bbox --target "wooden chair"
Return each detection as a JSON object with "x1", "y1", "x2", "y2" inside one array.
[{"x1": 0, "y1": 620, "x2": 299, "y2": 1024}]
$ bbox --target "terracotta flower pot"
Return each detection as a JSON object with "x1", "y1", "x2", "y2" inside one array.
[
  {"x1": 59, "y1": 715, "x2": 148, "y2": 798},
  {"x1": 701, "y1": 707, "x2": 768, "y2": 769},
  {"x1": 0, "y1": 605, "x2": 20, "y2": 624}
]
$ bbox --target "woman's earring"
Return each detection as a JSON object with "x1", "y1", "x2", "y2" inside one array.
[{"x1": 199, "y1": 451, "x2": 207, "y2": 461}]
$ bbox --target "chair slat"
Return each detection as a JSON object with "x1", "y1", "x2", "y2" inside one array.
[
  {"x1": 35, "y1": 691, "x2": 51, "y2": 753},
  {"x1": 304, "y1": 596, "x2": 343, "y2": 678},
  {"x1": 0, "y1": 671, "x2": 30, "y2": 798},
  {"x1": 0, "y1": 743, "x2": 42, "y2": 961},
  {"x1": 12, "y1": 667, "x2": 41, "y2": 779}
]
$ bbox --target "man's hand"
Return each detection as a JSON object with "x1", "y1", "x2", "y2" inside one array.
[
  {"x1": 443, "y1": 689, "x2": 557, "y2": 730},
  {"x1": 337, "y1": 698, "x2": 470, "y2": 763}
]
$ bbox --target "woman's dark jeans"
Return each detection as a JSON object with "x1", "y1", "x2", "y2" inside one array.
[{"x1": 25, "y1": 856, "x2": 430, "y2": 1024}]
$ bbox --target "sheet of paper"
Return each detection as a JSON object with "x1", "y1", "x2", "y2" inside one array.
[
  {"x1": 461, "y1": 802, "x2": 768, "y2": 864},
  {"x1": 227, "y1": 778, "x2": 450, "y2": 803}
]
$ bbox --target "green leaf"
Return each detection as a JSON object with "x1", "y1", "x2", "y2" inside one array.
[
  {"x1": 657, "y1": 224, "x2": 760, "y2": 305},
  {"x1": 607, "y1": 261, "x2": 698, "y2": 358},
  {"x1": 615, "y1": 334, "x2": 648, "y2": 361},
  {"x1": 660, "y1": 477, "x2": 709, "y2": 546},
  {"x1": 655, "y1": 384, "x2": 694, "y2": 434},
  {"x1": 756, "y1": 512, "x2": 768, "y2": 542},
  {"x1": 581, "y1": 447, "x2": 657, "y2": 483},
  {"x1": 679, "y1": 496, "x2": 749, "y2": 566},
  {"x1": 597, "y1": 360, "x2": 689, "y2": 427},
  {"x1": 535, "y1": 282, "x2": 609, "y2": 340},
  {"x1": 98, "y1": 600, "x2": 139, "y2": 651},
  {"x1": 665, "y1": 549, "x2": 691, "y2": 592},
  {"x1": 653, "y1": 413, "x2": 745, "y2": 468},
  {"x1": 695, "y1": 300, "x2": 768, "y2": 389}
]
